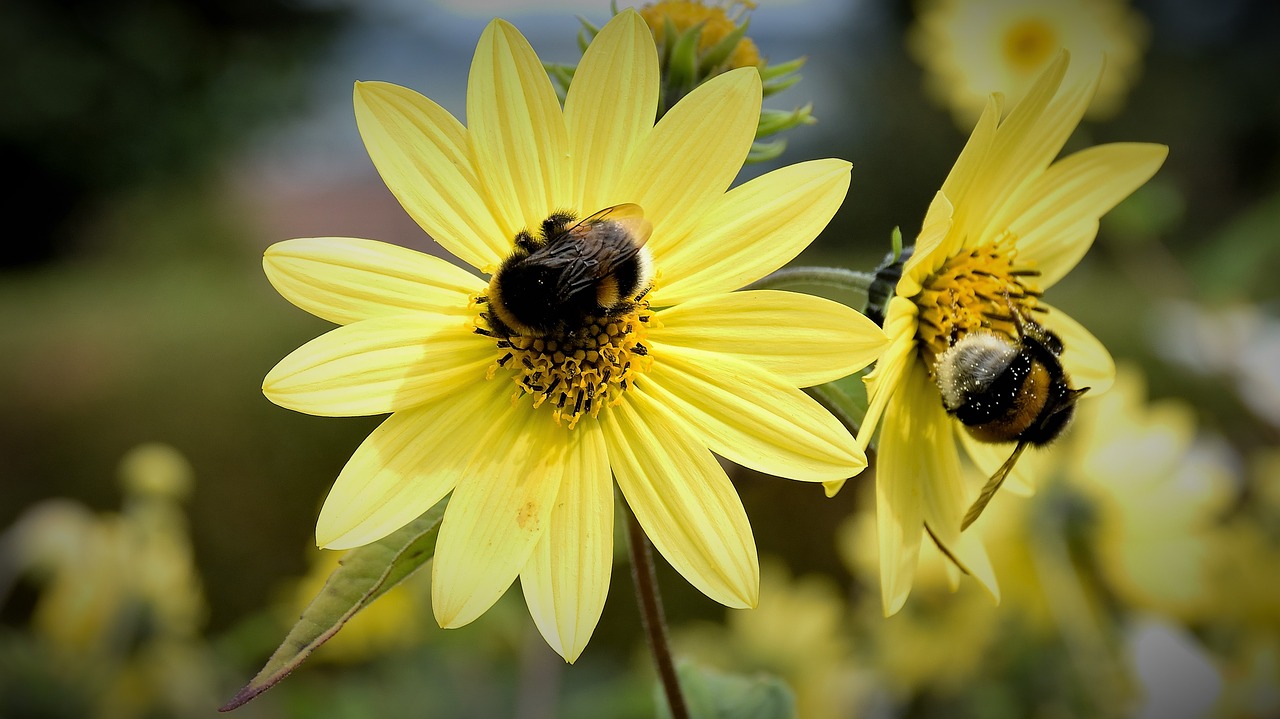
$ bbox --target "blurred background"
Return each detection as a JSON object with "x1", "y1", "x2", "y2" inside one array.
[{"x1": 1, "y1": 0, "x2": 1277, "y2": 717}]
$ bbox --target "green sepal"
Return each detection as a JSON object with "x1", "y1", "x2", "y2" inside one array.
[
  {"x1": 654, "y1": 660, "x2": 796, "y2": 719},
  {"x1": 576, "y1": 16, "x2": 600, "y2": 53},
  {"x1": 762, "y1": 73, "x2": 803, "y2": 97},
  {"x1": 546, "y1": 62, "x2": 576, "y2": 103},
  {"x1": 890, "y1": 225, "x2": 903, "y2": 262},
  {"x1": 757, "y1": 104, "x2": 814, "y2": 139},
  {"x1": 759, "y1": 56, "x2": 806, "y2": 80},
  {"x1": 746, "y1": 138, "x2": 788, "y2": 164},
  {"x1": 698, "y1": 18, "x2": 750, "y2": 75},
  {"x1": 668, "y1": 20, "x2": 704, "y2": 89},
  {"x1": 218, "y1": 500, "x2": 448, "y2": 712}
]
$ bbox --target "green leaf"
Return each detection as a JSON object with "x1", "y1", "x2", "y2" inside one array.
[
  {"x1": 218, "y1": 500, "x2": 448, "y2": 711},
  {"x1": 655, "y1": 661, "x2": 796, "y2": 719}
]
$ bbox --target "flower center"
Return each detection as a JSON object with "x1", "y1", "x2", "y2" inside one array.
[
  {"x1": 640, "y1": 0, "x2": 762, "y2": 69},
  {"x1": 475, "y1": 302, "x2": 654, "y2": 429},
  {"x1": 913, "y1": 238, "x2": 1042, "y2": 370},
  {"x1": 1002, "y1": 18, "x2": 1059, "y2": 73}
]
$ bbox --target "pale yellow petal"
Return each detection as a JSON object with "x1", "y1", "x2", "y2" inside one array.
[
  {"x1": 621, "y1": 68, "x2": 760, "y2": 254},
  {"x1": 855, "y1": 296, "x2": 920, "y2": 453},
  {"x1": 354, "y1": 81, "x2": 507, "y2": 270},
  {"x1": 1038, "y1": 302, "x2": 1115, "y2": 394},
  {"x1": 564, "y1": 10, "x2": 658, "y2": 212},
  {"x1": 315, "y1": 378, "x2": 512, "y2": 549},
  {"x1": 262, "y1": 315, "x2": 494, "y2": 417},
  {"x1": 651, "y1": 160, "x2": 851, "y2": 304},
  {"x1": 900, "y1": 191, "x2": 956, "y2": 296},
  {"x1": 647, "y1": 290, "x2": 886, "y2": 387},
  {"x1": 899, "y1": 362, "x2": 1001, "y2": 601},
  {"x1": 641, "y1": 345, "x2": 865, "y2": 482},
  {"x1": 1010, "y1": 143, "x2": 1168, "y2": 287},
  {"x1": 468, "y1": 19, "x2": 569, "y2": 244},
  {"x1": 519, "y1": 419, "x2": 613, "y2": 663},
  {"x1": 939, "y1": 94, "x2": 1001, "y2": 213},
  {"x1": 964, "y1": 53, "x2": 1097, "y2": 249},
  {"x1": 874, "y1": 379, "x2": 924, "y2": 616},
  {"x1": 264, "y1": 238, "x2": 484, "y2": 325},
  {"x1": 603, "y1": 393, "x2": 758, "y2": 608},
  {"x1": 432, "y1": 410, "x2": 570, "y2": 628}
]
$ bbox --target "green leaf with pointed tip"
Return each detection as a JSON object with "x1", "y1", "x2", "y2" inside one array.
[
  {"x1": 759, "y1": 56, "x2": 806, "y2": 80},
  {"x1": 698, "y1": 18, "x2": 749, "y2": 74},
  {"x1": 757, "y1": 105, "x2": 814, "y2": 138},
  {"x1": 762, "y1": 73, "x2": 803, "y2": 97},
  {"x1": 218, "y1": 500, "x2": 447, "y2": 712},
  {"x1": 655, "y1": 661, "x2": 796, "y2": 719},
  {"x1": 746, "y1": 138, "x2": 787, "y2": 164}
]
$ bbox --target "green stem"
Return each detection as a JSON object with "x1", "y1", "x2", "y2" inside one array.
[
  {"x1": 626, "y1": 506, "x2": 688, "y2": 719},
  {"x1": 804, "y1": 382, "x2": 864, "y2": 438},
  {"x1": 744, "y1": 266, "x2": 876, "y2": 296}
]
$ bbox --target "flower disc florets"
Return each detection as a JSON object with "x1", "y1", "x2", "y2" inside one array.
[
  {"x1": 477, "y1": 300, "x2": 654, "y2": 429},
  {"x1": 914, "y1": 237, "x2": 1042, "y2": 369}
]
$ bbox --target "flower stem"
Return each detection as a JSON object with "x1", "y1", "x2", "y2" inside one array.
[
  {"x1": 745, "y1": 265, "x2": 876, "y2": 298},
  {"x1": 626, "y1": 506, "x2": 688, "y2": 719}
]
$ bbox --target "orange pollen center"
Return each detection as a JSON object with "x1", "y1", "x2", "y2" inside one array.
[
  {"x1": 475, "y1": 301, "x2": 655, "y2": 429},
  {"x1": 914, "y1": 238, "x2": 1043, "y2": 370},
  {"x1": 639, "y1": 1, "x2": 762, "y2": 68}
]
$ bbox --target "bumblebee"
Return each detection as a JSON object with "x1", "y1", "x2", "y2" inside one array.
[
  {"x1": 482, "y1": 204, "x2": 653, "y2": 337},
  {"x1": 933, "y1": 313, "x2": 1088, "y2": 529}
]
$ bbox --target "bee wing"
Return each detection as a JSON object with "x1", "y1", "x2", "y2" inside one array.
[
  {"x1": 960, "y1": 442, "x2": 1027, "y2": 530},
  {"x1": 546, "y1": 204, "x2": 652, "y2": 301}
]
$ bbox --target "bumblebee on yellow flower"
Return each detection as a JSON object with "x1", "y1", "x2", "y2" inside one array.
[
  {"x1": 260, "y1": 9, "x2": 886, "y2": 662},
  {"x1": 849, "y1": 51, "x2": 1167, "y2": 615}
]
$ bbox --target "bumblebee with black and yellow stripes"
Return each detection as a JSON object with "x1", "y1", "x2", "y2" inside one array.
[
  {"x1": 934, "y1": 313, "x2": 1088, "y2": 529},
  {"x1": 481, "y1": 203, "x2": 654, "y2": 338}
]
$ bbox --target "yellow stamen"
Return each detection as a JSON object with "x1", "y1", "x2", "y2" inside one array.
[
  {"x1": 479, "y1": 302, "x2": 655, "y2": 429},
  {"x1": 914, "y1": 236, "x2": 1042, "y2": 369}
]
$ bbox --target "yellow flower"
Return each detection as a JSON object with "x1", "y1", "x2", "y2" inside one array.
[
  {"x1": 909, "y1": 0, "x2": 1149, "y2": 127},
  {"x1": 1066, "y1": 366, "x2": 1234, "y2": 619},
  {"x1": 851, "y1": 52, "x2": 1166, "y2": 615},
  {"x1": 262, "y1": 10, "x2": 885, "y2": 662}
]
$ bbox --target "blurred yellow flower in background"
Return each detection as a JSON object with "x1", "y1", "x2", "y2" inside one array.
[
  {"x1": 0, "y1": 443, "x2": 215, "y2": 719},
  {"x1": 909, "y1": 0, "x2": 1149, "y2": 127},
  {"x1": 851, "y1": 51, "x2": 1166, "y2": 615},
  {"x1": 262, "y1": 9, "x2": 884, "y2": 662},
  {"x1": 673, "y1": 559, "x2": 865, "y2": 719},
  {"x1": 1067, "y1": 365, "x2": 1236, "y2": 620}
]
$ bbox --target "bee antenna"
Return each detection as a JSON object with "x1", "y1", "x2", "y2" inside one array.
[{"x1": 961, "y1": 442, "x2": 1028, "y2": 530}]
